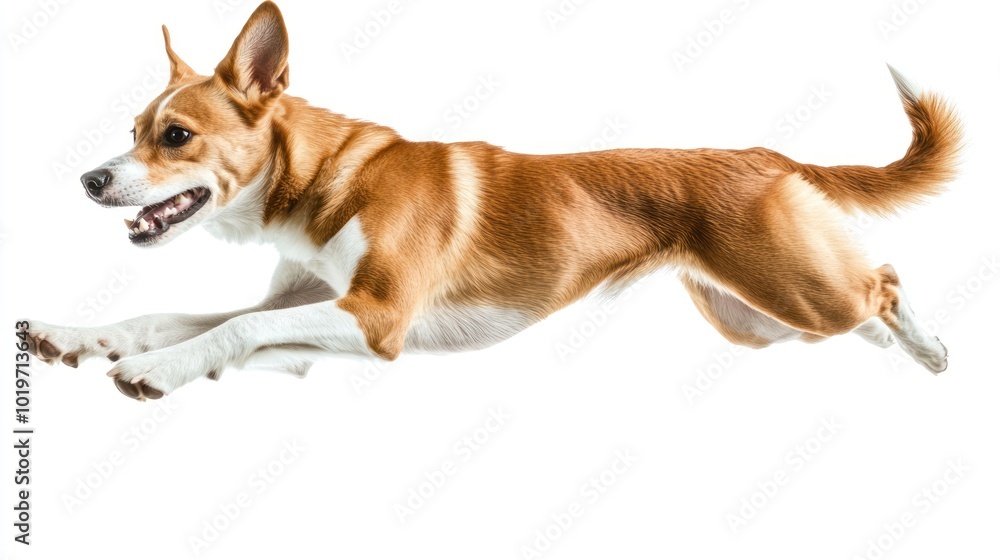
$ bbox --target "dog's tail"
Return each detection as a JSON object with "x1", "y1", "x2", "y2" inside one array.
[{"x1": 796, "y1": 65, "x2": 962, "y2": 216}]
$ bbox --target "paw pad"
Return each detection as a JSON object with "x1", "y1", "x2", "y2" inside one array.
[
  {"x1": 38, "y1": 339, "x2": 60, "y2": 358},
  {"x1": 113, "y1": 377, "x2": 164, "y2": 401}
]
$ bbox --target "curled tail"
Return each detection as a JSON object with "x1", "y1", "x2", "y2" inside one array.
[{"x1": 797, "y1": 65, "x2": 962, "y2": 216}]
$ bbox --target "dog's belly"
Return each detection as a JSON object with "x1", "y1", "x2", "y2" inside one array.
[{"x1": 404, "y1": 305, "x2": 534, "y2": 353}]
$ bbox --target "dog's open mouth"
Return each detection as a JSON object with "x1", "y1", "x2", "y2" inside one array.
[{"x1": 126, "y1": 187, "x2": 210, "y2": 243}]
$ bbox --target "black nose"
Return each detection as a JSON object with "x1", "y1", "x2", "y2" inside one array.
[{"x1": 81, "y1": 169, "x2": 112, "y2": 198}]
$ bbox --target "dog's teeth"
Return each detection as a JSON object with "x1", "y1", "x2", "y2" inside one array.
[
  {"x1": 175, "y1": 194, "x2": 184, "y2": 204},
  {"x1": 124, "y1": 218, "x2": 134, "y2": 228},
  {"x1": 138, "y1": 218, "x2": 149, "y2": 232}
]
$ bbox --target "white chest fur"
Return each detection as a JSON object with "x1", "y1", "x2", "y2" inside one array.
[
  {"x1": 295, "y1": 217, "x2": 367, "y2": 297},
  {"x1": 202, "y1": 172, "x2": 368, "y2": 298}
]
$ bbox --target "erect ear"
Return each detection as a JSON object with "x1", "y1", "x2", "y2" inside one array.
[
  {"x1": 214, "y1": 1, "x2": 289, "y2": 104},
  {"x1": 162, "y1": 25, "x2": 196, "y2": 85}
]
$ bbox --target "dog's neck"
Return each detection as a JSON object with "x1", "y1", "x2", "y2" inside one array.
[
  {"x1": 262, "y1": 97, "x2": 363, "y2": 215},
  {"x1": 203, "y1": 95, "x2": 400, "y2": 250}
]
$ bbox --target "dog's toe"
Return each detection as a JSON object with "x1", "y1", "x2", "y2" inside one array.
[
  {"x1": 137, "y1": 380, "x2": 164, "y2": 400},
  {"x1": 38, "y1": 339, "x2": 60, "y2": 359},
  {"x1": 114, "y1": 377, "x2": 142, "y2": 399},
  {"x1": 113, "y1": 376, "x2": 164, "y2": 401}
]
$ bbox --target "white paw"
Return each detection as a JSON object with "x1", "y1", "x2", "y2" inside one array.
[
  {"x1": 27, "y1": 320, "x2": 131, "y2": 368},
  {"x1": 906, "y1": 337, "x2": 949, "y2": 375},
  {"x1": 107, "y1": 346, "x2": 222, "y2": 401},
  {"x1": 921, "y1": 337, "x2": 949, "y2": 374}
]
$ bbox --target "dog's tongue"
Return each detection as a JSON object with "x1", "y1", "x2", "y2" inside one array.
[{"x1": 124, "y1": 191, "x2": 198, "y2": 235}]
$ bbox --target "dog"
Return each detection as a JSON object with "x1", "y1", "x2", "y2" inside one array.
[{"x1": 27, "y1": 2, "x2": 961, "y2": 400}]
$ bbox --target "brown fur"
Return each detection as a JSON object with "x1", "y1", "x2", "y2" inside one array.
[{"x1": 139, "y1": 2, "x2": 961, "y2": 361}]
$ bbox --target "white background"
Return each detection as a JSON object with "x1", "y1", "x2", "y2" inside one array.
[{"x1": 2, "y1": 0, "x2": 999, "y2": 558}]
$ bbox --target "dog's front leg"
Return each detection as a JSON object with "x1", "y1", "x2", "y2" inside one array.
[
  {"x1": 107, "y1": 301, "x2": 372, "y2": 400},
  {"x1": 26, "y1": 260, "x2": 334, "y2": 368}
]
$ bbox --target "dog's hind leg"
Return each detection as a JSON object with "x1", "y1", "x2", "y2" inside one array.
[
  {"x1": 871, "y1": 264, "x2": 948, "y2": 372},
  {"x1": 852, "y1": 317, "x2": 896, "y2": 348},
  {"x1": 690, "y1": 174, "x2": 946, "y2": 372},
  {"x1": 681, "y1": 274, "x2": 811, "y2": 349}
]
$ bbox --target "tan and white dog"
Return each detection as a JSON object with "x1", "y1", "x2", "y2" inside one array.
[{"x1": 28, "y1": 2, "x2": 961, "y2": 400}]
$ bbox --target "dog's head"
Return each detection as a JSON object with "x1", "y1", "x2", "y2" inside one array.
[{"x1": 81, "y1": 2, "x2": 289, "y2": 246}]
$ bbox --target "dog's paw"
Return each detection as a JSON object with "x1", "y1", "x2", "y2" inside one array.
[
  {"x1": 107, "y1": 347, "x2": 219, "y2": 401},
  {"x1": 27, "y1": 321, "x2": 129, "y2": 368},
  {"x1": 922, "y1": 337, "x2": 949, "y2": 375},
  {"x1": 904, "y1": 336, "x2": 948, "y2": 375}
]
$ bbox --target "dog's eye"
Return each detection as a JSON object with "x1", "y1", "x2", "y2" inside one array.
[{"x1": 163, "y1": 126, "x2": 192, "y2": 147}]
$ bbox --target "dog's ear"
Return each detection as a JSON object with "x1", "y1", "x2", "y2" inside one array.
[
  {"x1": 214, "y1": 1, "x2": 289, "y2": 105},
  {"x1": 162, "y1": 25, "x2": 196, "y2": 85}
]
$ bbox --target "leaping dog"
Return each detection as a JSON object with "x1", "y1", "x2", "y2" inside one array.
[{"x1": 28, "y1": 2, "x2": 961, "y2": 400}]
